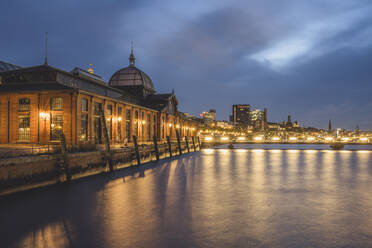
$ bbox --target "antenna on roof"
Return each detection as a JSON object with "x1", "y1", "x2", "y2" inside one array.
[{"x1": 44, "y1": 32, "x2": 48, "y2": 65}]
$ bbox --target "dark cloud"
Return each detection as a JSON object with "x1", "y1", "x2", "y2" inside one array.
[{"x1": 1, "y1": 0, "x2": 371, "y2": 129}]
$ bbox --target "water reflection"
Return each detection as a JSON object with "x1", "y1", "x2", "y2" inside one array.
[{"x1": 1, "y1": 147, "x2": 372, "y2": 247}]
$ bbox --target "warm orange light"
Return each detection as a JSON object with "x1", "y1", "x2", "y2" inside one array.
[{"x1": 117, "y1": 117, "x2": 122, "y2": 122}]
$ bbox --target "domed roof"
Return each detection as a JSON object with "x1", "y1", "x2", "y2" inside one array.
[{"x1": 108, "y1": 49, "x2": 155, "y2": 93}]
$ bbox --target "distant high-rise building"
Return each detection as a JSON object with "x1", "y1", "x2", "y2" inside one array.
[
  {"x1": 201, "y1": 109, "x2": 216, "y2": 122},
  {"x1": 232, "y1": 104, "x2": 251, "y2": 126},
  {"x1": 328, "y1": 120, "x2": 332, "y2": 132}
]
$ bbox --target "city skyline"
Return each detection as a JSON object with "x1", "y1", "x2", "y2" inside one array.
[{"x1": 1, "y1": 1, "x2": 372, "y2": 130}]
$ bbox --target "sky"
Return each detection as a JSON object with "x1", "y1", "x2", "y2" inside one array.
[{"x1": 1, "y1": 0, "x2": 372, "y2": 130}]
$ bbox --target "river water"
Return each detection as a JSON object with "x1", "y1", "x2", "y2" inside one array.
[{"x1": 1, "y1": 144, "x2": 372, "y2": 248}]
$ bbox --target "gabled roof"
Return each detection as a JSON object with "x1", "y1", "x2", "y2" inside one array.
[{"x1": 0, "y1": 61, "x2": 21, "y2": 72}]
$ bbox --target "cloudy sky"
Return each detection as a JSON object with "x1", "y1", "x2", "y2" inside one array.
[{"x1": 1, "y1": 0, "x2": 372, "y2": 130}]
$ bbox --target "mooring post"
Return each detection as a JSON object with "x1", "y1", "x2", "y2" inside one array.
[
  {"x1": 100, "y1": 110, "x2": 113, "y2": 172},
  {"x1": 133, "y1": 135, "x2": 141, "y2": 166},
  {"x1": 176, "y1": 130, "x2": 182, "y2": 155},
  {"x1": 59, "y1": 132, "x2": 71, "y2": 182},
  {"x1": 185, "y1": 137, "x2": 190, "y2": 153},
  {"x1": 153, "y1": 136, "x2": 159, "y2": 161},
  {"x1": 166, "y1": 136, "x2": 172, "y2": 157},
  {"x1": 197, "y1": 136, "x2": 201, "y2": 150},
  {"x1": 192, "y1": 136, "x2": 196, "y2": 151}
]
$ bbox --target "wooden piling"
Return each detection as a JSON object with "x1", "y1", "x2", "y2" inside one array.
[
  {"x1": 59, "y1": 132, "x2": 71, "y2": 182},
  {"x1": 192, "y1": 136, "x2": 196, "y2": 151},
  {"x1": 166, "y1": 136, "x2": 172, "y2": 157},
  {"x1": 176, "y1": 130, "x2": 182, "y2": 155},
  {"x1": 153, "y1": 136, "x2": 159, "y2": 161},
  {"x1": 133, "y1": 135, "x2": 141, "y2": 166},
  {"x1": 185, "y1": 137, "x2": 190, "y2": 153},
  {"x1": 100, "y1": 110, "x2": 114, "y2": 172},
  {"x1": 197, "y1": 136, "x2": 201, "y2": 150}
]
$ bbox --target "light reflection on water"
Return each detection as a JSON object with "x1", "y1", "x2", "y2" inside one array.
[{"x1": 1, "y1": 146, "x2": 372, "y2": 248}]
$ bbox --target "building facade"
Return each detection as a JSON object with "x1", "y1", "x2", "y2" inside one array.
[
  {"x1": 232, "y1": 104, "x2": 251, "y2": 127},
  {"x1": 0, "y1": 52, "x2": 198, "y2": 145}
]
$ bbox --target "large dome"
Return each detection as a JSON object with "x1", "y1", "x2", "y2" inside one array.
[
  {"x1": 108, "y1": 49, "x2": 155, "y2": 94},
  {"x1": 109, "y1": 66, "x2": 155, "y2": 92}
]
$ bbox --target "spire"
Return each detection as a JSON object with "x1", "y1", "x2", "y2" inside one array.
[
  {"x1": 129, "y1": 40, "x2": 135, "y2": 66},
  {"x1": 44, "y1": 32, "x2": 48, "y2": 65}
]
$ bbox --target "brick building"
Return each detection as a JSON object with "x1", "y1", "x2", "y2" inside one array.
[{"x1": 0, "y1": 52, "x2": 197, "y2": 145}]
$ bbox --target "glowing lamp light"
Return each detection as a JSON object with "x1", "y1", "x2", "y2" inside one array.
[
  {"x1": 205, "y1": 136, "x2": 213, "y2": 142},
  {"x1": 192, "y1": 128, "x2": 195, "y2": 131},
  {"x1": 271, "y1": 137, "x2": 280, "y2": 141},
  {"x1": 360, "y1": 137, "x2": 369, "y2": 142},
  {"x1": 107, "y1": 118, "x2": 110, "y2": 121},
  {"x1": 176, "y1": 124, "x2": 180, "y2": 129},
  {"x1": 341, "y1": 137, "x2": 349, "y2": 142},
  {"x1": 117, "y1": 117, "x2": 122, "y2": 122},
  {"x1": 168, "y1": 124, "x2": 172, "y2": 127},
  {"x1": 289, "y1": 137, "x2": 297, "y2": 141},
  {"x1": 237, "y1": 137, "x2": 246, "y2": 141},
  {"x1": 142, "y1": 120, "x2": 146, "y2": 125},
  {"x1": 325, "y1": 137, "x2": 333, "y2": 142},
  {"x1": 254, "y1": 136, "x2": 263, "y2": 142},
  {"x1": 221, "y1": 136, "x2": 229, "y2": 141},
  {"x1": 39, "y1": 112, "x2": 50, "y2": 120},
  {"x1": 307, "y1": 137, "x2": 315, "y2": 142}
]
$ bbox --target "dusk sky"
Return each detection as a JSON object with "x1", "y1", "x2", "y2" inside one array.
[{"x1": 1, "y1": 0, "x2": 372, "y2": 130}]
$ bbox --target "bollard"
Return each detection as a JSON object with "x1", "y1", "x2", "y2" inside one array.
[
  {"x1": 197, "y1": 136, "x2": 201, "y2": 150},
  {"x1": 133, "y1": 135, "x2": 141, "y2": 166},
  {"x1": 176, "y1": 130, "x2": 182, "y2": 155},
  {"x1": 153, "y1": 136, "x2": 159, "y2": 161},
  {"x1": 192, "y1": 136, "x2": 196, "y2": 151},
  {"x1": 185, "y1": 137, "x2": 190, "y2": 153},
  {"x1": 166, "y1": 136, "x2": 172, "y2": 157}
]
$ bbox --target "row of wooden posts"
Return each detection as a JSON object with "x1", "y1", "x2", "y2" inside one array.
[{"x1": 58, "y1": 110, "x2": 201, "y2": 181}]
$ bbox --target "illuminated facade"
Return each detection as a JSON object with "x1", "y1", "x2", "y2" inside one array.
[{"x1": 0, "y1": 52, "x2": 197, "y2": 145}]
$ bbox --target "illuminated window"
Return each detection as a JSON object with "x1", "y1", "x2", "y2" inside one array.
[
  {"x1": 50, "y1": 97, "x2": 63, "y2": 111},
  {"x1": 107, "y1": 104, "x2": 112, "y2": 115},
  {"x1": 147, "y1": 114, "x2": 151, "y2": 141},
  {"x1": 153, "y1": 115, "x2": 156, "y2": 138},
  {"x1": 18, "y1": 114, "x2": 30, "y2": 141},
  {"x1": 93, "y1": 102, "x2": 102, "y2": 143},
  {"x1": 18, "y1": 98, "x2": 30, "y2": 112},
  {"x1": 50, "y1": 114, "x2": 63, "y2": 141},
  {"x1": 80, "y1": 114, "x2": 88, "y2": 141},
  {"x1": 126, "y1": 109, "x2": 131, "y2": 141},
  {"x1": 81, "y1": 98, "x2": 88, "y2": 112},
  {"x1": 117, "y1": 107, "x2": 122, "y2": 141},
  {"x1": 133, "y1": 110, "x2": 138, "y2": 138}
]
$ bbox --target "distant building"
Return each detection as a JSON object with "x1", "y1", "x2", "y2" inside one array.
[
  {"x1": 232, "y1": 104, "x2": 250, "y2": 126},
  {"x1": 250, "y1": 109, "x2": 265, "y2": 131},
  {"x1": 200, "y1": 109, "x2": 216, "y2": 123},
  {"x1": 216, "y1": 120, "x2": 233, "y2": 129}
]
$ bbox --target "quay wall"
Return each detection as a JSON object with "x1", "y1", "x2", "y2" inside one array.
[{"x1": 0, "y1": 141, "x2": 199, "y2": 196}]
